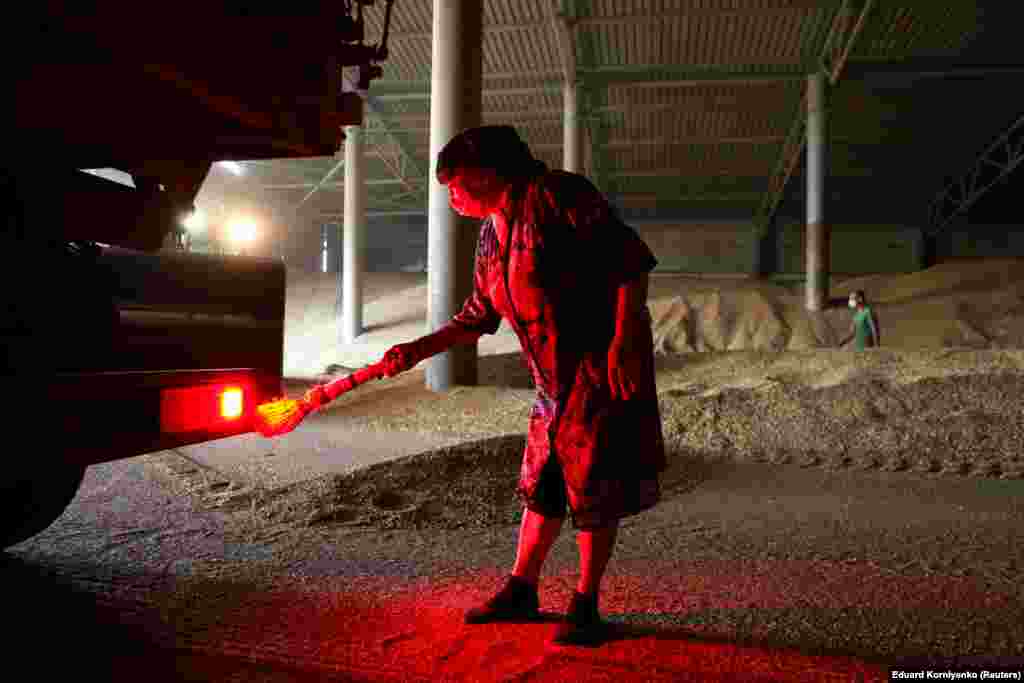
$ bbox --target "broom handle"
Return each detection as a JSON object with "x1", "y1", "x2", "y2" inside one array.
[{"x1": 322, "y1": 360, "x2": 388, "y2": 402}]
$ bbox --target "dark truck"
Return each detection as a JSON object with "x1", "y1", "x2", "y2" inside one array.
[{"x1": 1, "y1": 3, "x2": 392, "y2": 548}]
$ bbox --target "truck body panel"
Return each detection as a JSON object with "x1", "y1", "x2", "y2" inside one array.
[{"x1": 1, "y1": 3, "x2": 393, "y2": 544}]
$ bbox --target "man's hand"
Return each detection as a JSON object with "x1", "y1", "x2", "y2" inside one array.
[
  {"x1": 607, "y1": 335, "x2": 643, "y2": 401},
  {"x1": 382, "y1": 342, "x2": 422, "y2": 378}
]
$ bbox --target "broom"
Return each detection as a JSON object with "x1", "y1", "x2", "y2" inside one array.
[{"x1": 254, "y1": 360, "x2": 388, "y2": 437}]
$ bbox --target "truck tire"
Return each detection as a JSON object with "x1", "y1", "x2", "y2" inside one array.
[{"x1": 1, "y1": 463, "x2": 87, "y2": 549}]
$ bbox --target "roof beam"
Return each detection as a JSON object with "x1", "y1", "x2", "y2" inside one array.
[
  {"x1": 293, "y1": 73, "x2": 430, "y2": 208},
  {"x1": 588, "y1": 65, "x2": 806, "y2": 87},
  {"x1": 388, "y1": 60, "x2": 1024, "y2": 100},
  {"x1": 392, "y1": 100, "x2": 794, "y2": 122},
  {"x1": 755, "y1": 0, "x2": 875, "y2": 234},
  {"x1": 372, "y1": 84, "x2": 561, "y2": 101},
  {"x1": 576, "y1": 3, "x2": 842, "y2": 26},
  {"x1": 354, "y1": 135, "x2": 873, "y2": 158},
  {"x1": 370, "y1": 64, "x2": 810, "y2": 101},
  {"x1": 571, "y1": 0, "x2": 617, "y2": 193},
  {"x1": 819, "y1": 0, "x2": 874, "y2": 84},
  {"x1": 547, "y1": 2, "x2": 577, "y2": 85},
  {"x1": 845, "y1": 57, "x2": 1024, "y2": 82},
  {"x1": 343, "y1": 73, "x2": 429, "y2": 198},
  {"x1": 377, "y1": 2, "x2": 846, "y2": 39},
  {"x1": 529, "y1": 137, "x2": 786, "y2": 150},
  {"x1": 296, "y1": 155, "x2": 343, "y2": 207},
  {"x1": 382, "y1": 20, "x2": 549, "y2": 40}
]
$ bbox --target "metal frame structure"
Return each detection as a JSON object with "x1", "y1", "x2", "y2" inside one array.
[
  {"x1": 754, "y1": 0, "x2": 875, "y2": 235},
  {"x1": 193, "y1": 1, "x2": 1024, "y2": 235},
  {"x1": 927, "y1": 112, "x2": 1024, "y2": 234}
]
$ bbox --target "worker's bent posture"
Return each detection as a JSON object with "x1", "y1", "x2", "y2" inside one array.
[{"x1": 380, "y1": 125, "x2": 666, "y2": 647}]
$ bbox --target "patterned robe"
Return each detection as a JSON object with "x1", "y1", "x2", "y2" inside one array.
[{"x1": 450, "y1": 170, "x2": 667, "y2": 528}]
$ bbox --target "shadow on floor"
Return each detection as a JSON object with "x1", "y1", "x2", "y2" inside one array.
[{"x1": 0, "y1": 553, "x2": 364, "y2": 682}]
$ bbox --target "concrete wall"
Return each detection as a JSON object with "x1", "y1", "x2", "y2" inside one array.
[
  {"x1": 633, "y1": 221, "x2": 759, "y2": 275},
  {"x1": 365, "y1": 215, "x2": 429, "y2": 272},
  {"x1": 940, "y1": 223, "x2": 1024, "y2": 260},
  {"x1": 281, "y1": 221, "x2": 325, "y2": 273},
  {"x1": 280, "y1": 216, "x2": 429, "y2": 274},
  {"x1": 630, "y1": 218, "x2": 927, "y2": 279},
  {"x1": 774, "y1": 220, "x2": 924, "y2": 275},
  {"x1": 280, "y1": 213, "x2": 1024, "y2": 278}
]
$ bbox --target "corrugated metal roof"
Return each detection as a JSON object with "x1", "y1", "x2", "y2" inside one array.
[
  {"x1": 851, "y1": 3, "x2": 984, "y2": 60},
  {"x1": 224, "y1": 0, "x2": 1024, "y2": 221},
  {"x1": 579, "y1": 3, "x2": 836, "y2": 66}
]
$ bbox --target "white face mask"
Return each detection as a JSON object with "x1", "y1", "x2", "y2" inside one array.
[{"x1": 848, "y1": 299, "x2": 857, "y2": 309}]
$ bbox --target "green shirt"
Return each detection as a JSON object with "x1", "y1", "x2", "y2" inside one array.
[{"x1": 852, "y1": 305, "x2": 879, "y2": 350}]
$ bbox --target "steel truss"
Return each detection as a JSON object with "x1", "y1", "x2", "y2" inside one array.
[
  {"x1": 361, "y1": 114, "x2": 427, "y2": 200},
  {"x1": 927, "y1": 112, "x2": 1024, "y2": 234},
  {"x1": 755, "y1": 0, "x2": 875, "y2": 235}
]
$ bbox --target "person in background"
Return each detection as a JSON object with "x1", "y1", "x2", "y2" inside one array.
[
  {"x1": 376, "y1": 125, "x2": 666, "y2": 647},
  {"x1": 838, "y1": 289, "x2": 880, "y2": 349}
]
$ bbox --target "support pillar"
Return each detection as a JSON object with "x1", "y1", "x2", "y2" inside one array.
[
  {"x1": 564, "y1": 81, "x2": 583, "y2": 173},
  {"x1": 918, "y1": 229, "x2": 939, "y2": 270},
  {"x1": 341, "y1": 126, "x2": 365, "y2": 343},
  {"x1": 427, "y1": 0, "x2": 483, "y2": 392},
  {"x1": 805, "y1": 71, "x2": 830, "y2": 312}
]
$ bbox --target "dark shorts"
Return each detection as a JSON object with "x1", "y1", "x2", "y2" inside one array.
[
  {"x1": 525, "y1": 455, "x2": 570, "y2": 522},
  {"x1": 524, "y1": 454, "x2": 659, "y2": 532},
  {"x1": 525, "y1": 456, "x2": 657, "y2": 531}
]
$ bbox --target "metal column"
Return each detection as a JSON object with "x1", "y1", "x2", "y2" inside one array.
[
  {"x1": 342, "y1": 125, "x2": 365, "y2": 343},
  {"x1": 427, "y1": 0, "x2": 483, "y2": 391},
  {"x1": 805, "y1": 71, "x2": 829, "y2": 312},
  {"x1": 564, "y1": 81, "x2": 583, "y2": 173}
]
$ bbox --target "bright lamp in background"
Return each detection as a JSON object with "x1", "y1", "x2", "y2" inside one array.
[{"x1": 227, "y1": 217, "x2": 258, "y2": 248}]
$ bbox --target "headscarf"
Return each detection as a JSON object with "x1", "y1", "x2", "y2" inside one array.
[{"x1": 436, "y1": 125, "x2": 547, "y2": 187}]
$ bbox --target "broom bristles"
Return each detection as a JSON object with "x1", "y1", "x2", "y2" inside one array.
[
  {"x1": 255, "y1": 362, "x2": 387, "y2": 437},
  {"x1": 255, "y1": 398, "x2": 310, "y2": 436}
]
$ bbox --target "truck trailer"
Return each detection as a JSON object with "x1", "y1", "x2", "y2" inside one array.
[{"x1": 1, "y1": 2, "x2": 393, "y2": 547}]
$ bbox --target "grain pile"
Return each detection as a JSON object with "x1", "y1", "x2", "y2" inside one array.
[
  {"x1": 113, "y1": 259, "x2": 1024, "y2": 675},
  {"x1": 193, "y1": 346, "x2": 1024, "y2": 546},
  {"x1": 202, "y1": 258, "x2": 1024, "y2": 540},
  {"x1": 208, "y1": 435, "x2": 528, "y2": 538},
  {"x1": 655, "y1": 350, "x2": 1024, "y2": 479},
  {"x1": 285, "y1": 257, "x2": 1024, "y2": 375},
  {"x1": 646, "y1": 257, "x2": 1024, "y2": 353}
]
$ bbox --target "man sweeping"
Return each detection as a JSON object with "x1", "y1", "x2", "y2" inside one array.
[
  {"x1": 838, "y1": 289, "x2": 881, "y2": 350},
  {"x1": 376, "y1": 125, "x2": 667, "y2": 646}
]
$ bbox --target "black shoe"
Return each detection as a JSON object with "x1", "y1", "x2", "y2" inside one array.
[
  {"x1": 551, "y1": 591, "x2": 605, "y2": 646},
  {"x1": 464, "y1": 576, "x2": 541, "y2": 624}
]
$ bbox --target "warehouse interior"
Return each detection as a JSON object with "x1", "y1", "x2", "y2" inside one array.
[
  {"x1": 9, "y1": 4, "x2": 1024, "y2": 678},
  {"x1": 191, "y1": 0, "x2": 1024, "y2": 280},
  {"x1": 182, "y1": 1, "x2": 1024, "y2": 379}
]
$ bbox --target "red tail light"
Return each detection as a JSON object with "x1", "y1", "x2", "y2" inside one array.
[
  {"x1": 161, "y1": 384, "x2": 247, "y2": 434},
  {"x1": 220, "y1": 387, "x2": 243, "y2": 420}
]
